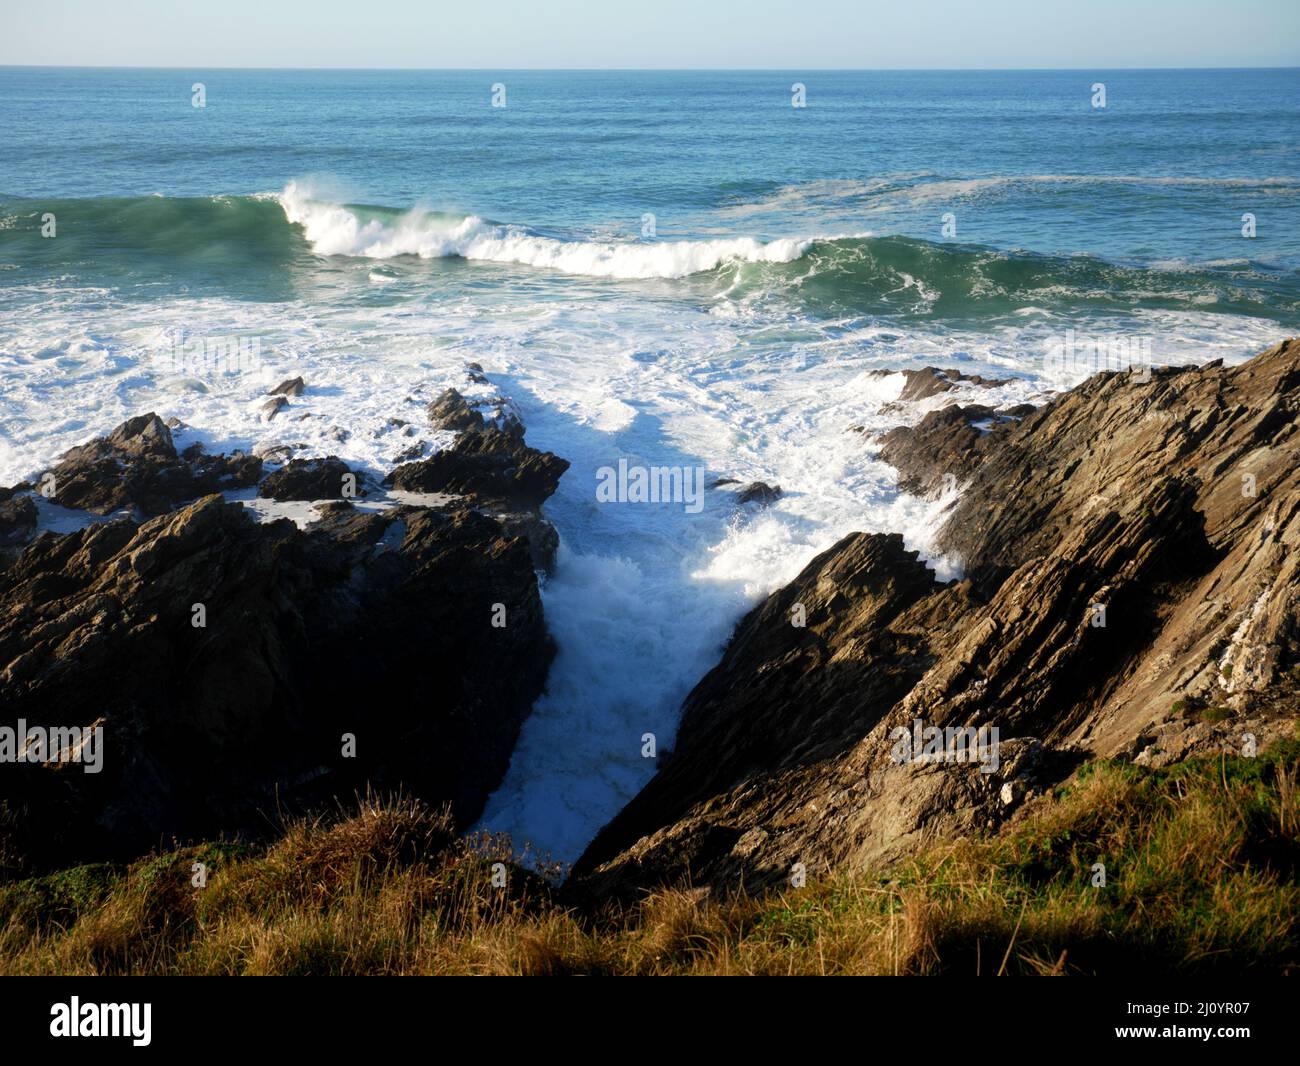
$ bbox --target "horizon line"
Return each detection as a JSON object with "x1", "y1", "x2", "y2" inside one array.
[{"x1": 2, "y1": 63, "x2": 1298, "y2": 73}]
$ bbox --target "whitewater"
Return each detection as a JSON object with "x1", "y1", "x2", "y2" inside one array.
[
  {"x1": 276, "y1": 182, "x2": 829, "y2": 277},
  {"x1": 4, "y1": 66, "x2": 1299, "y2": 865},
  {"x1": 3, "y1": 191, "x2": 1291, "y2": 864}
]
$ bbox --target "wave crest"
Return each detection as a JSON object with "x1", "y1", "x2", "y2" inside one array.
[{"x1": 277, "y1": 182, "x2": 821, "y2": 279}]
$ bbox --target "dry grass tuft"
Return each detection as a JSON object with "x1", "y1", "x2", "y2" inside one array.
[{"x1": 2, "y1": 742, "x2": 1297, "y2": 975}]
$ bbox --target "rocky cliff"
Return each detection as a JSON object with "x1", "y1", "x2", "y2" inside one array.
[
  {"x1": 0, "y1": 379, "x2": 568, "y2": 873},
  {"x1": 572, "y1": 339, "x2": 1300, "y2": 900}
]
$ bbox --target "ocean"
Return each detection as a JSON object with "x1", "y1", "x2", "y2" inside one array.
[{"x1": 2, "y1": 67, "x2": 1298, "y2": 862}]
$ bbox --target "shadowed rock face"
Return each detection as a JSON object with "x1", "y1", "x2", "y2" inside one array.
[
  {"x1": 386, "y1": 426, "x2": 568, "y2": 511},
  {"x1": 46, "y1": 414, "x2": 262, "y2": 516},
  {"x1": 0, "y1": 370, "x2": 570, "y2": 875},
  {"x1": 571, "y1": 339, "x2": 1300, "y2": 901},
  {"x1": 388, "y1": 392, "x2": 569, "y2": 573},
  {"x1": 0, "y1": 494, "x2": 555, "y2": 872},
  {"x1": 0, "y1": 495, "x2": 37, "y2": 547},
  {"x1": 257, "y1": 456, "x2": 359, "y2": 501}
]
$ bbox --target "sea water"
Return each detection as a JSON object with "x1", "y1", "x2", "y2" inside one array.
[{"x1": 1, "y1": 68, "x2": 1297, "y2": 861}]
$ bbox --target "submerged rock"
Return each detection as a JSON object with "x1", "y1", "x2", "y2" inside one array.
[
  {"x1": 735, "y1": 481, "x2": 783, "y2": 506},
  {"x1": 269, "y1": 376, "x2": 306, "y2": 397}
]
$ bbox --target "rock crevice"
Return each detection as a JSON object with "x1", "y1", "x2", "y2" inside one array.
[{"x1": 572, "y1": 340, "x2": 1300, "y2": 900}]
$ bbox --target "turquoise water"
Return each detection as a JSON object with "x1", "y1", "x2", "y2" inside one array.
[
  {"x1": 2, "y1": 67, "x2": 1298, "y2": 860},
  {"x1": 3, "y1": 68, "x2": 1299, "y2": 302}
]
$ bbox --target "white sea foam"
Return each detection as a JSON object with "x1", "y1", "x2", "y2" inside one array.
[
  {"x1": 0, "y1": 263, "x2": 1285, "y2": 866},
  {"x1": 278, "y1": 182, "x2": 822, "y2": 279}
]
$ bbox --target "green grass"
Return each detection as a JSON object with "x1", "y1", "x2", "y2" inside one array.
[{"x1": 2, "y1": 742, "x2": 1297, "y2": 975}]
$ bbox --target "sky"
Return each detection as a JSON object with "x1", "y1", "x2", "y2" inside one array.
[{"x1": 1, "y1": 0, "x2": 1297, "y2": 70}]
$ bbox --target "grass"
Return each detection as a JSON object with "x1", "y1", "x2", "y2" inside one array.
[{"x1": 2, "y1": 743, "x2": 1297, "y2": 976}]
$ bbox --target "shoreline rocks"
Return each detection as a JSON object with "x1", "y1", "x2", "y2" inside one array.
[
  {"x1": 388, "y1": 387, "x2": 569, "y2": 572},
  {"x1": 43, "y1": 413, "x2": 262, "y2": 517},
  {"x1": 0, "y1": 376, "x2": 570, "y2": 874},
  {"x1": 258, "y1": 456, "x2": 360, "y2": 502},
  {"x1": 571, "y1": 339, "x2": 1300, "y2": 901}
]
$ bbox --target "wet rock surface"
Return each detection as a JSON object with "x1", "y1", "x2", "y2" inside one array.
[
  {"x1": 877, "y1": 404, "x2": 1007, "y2": 496},
  {"x1": 390, "y1": 422, "x2": 566, "y2": 509},
  {"x1": 0, "y1": 494, "x2": 37, "y2": 548},
  {"x1": 572, "y1": 339, "x2": 1300, "y2": 901},
  {"x1": 268, "y1": 376, "x2": 306, "y2": 397},
  {"x1": 0, "y1": 376, "x2": 568, "y2": 873},
  {"x1": 427, "y1": 388, "x2": 489, "y2": 433},
  {"x1": 44, "y1": 414, "x2": 262, "y2": 516},
  {"x1": 888, "y1": 365, "x2": 1013, "y2": 403},
  {"x1": 735, "y1": 481, "x2": 783, "y2": 506},
  {"x1": 257, "y1": 456, "x2": 359, "y2": 502},
  {"x1": 388, "y1": 399, "x2": 569, "y2": 572}
]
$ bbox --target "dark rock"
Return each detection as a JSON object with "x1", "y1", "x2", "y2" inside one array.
[
  {"x1": 386, "y1": 428, "x2": 568, "y2": 511},
  {"x1": 497, "y1": 410, "x2": 526, "y2": 440},
  {"x1": 391, "y1": 401, "x2": 567, "y2": 573},
  {"x1": 0, "y1": 494, "x2": 37, "y2": 547},
  {"x1": 269, "y1": 376, "x2": 306, "y2": 397},
  {"x1": 495, "y1": 512, "x2": 562, "y2": 575},
  {"x1": 735, "y1": 481, "x2": 782, "y2": 506},
  {"x1": 427, "y1": 386, "x2": 525, "y2": 441},
  {"x1": 0, "y1": 493, "x2": 555, "y2": 870},
  {"x1": 260, "y1": 396, "x2": 288, "y2": 420},
  {"x1": 258, "y1": 457, "x2": 358, "y2": 502},
  {"x1": 47, "y1": 414, "x2": 262, "y2": 516},
  {"x1": 427, "y1": 388, "x2": 486, "y2": 433},
  {"x1": 867, "y1": 366, "x2": 1014, "y2": 405},
  {"x1": 571, "y1": 338, "x2": 1300, "y2": 900},
  {"x1": 876, "y1": 404, "x2": 1003, "y2": 496}
]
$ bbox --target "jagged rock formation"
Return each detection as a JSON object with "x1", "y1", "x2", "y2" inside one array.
[
  {"x1": 877, "y1": 402, "x2": 1035, "y2": 496},
  {"x1": 0, "y1": 491, "x2": 37, "y2": 548},
  {"x1": 0, "y1": 494, "x2": 554, "y2": 872},
  {"x1": 873, "y1": 365, "x2": 1013, "y2": 404},
  {"x1": 258, "y1": 456, "x2": 360, "y2": 501},
  {"x1": 572, "y1": 339, "x2": 1300, "y2": 900},
  {"x1": 44, "y1": 414, "x2": 262, "y2": 516},
  {"x1": 0, "y1": 381, "x2": 571, "y2": 873},
  {"x1": 427, "y1": 388, "x2": 493, "y2": 434},
  {"x1": 389, "y1": 389, "x2": 569, "y2": 572},
  {"x1": 387, "y1": 427, "x2": 565, "y2": 508},
  {"x1": 426, "y1": 387, "x2": 525, "y2": 440}
]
